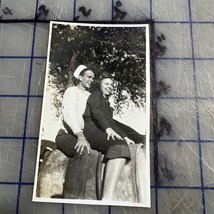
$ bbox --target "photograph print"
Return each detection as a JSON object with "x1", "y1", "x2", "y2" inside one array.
[{"x1": 33, "y1": 21, "x2": 151, "y2": 207}]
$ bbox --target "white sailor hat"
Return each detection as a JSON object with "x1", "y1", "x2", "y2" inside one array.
[{"x1": 73, "y1": 65, "x2": 87, "y2": 79}]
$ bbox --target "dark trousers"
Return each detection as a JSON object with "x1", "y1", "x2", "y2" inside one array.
[
  {"x1": 55, "y1": 129, "x2": 77, "y2": 158},
  {"x1": 55, "y1": 129, "x2": 90, "y2": 199}
]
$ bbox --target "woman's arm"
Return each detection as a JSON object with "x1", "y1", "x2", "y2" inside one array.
[
  {"x1": 88, "y1": 91, "x2": 127, "y2": 141},
  {"x1": 87, "y1": 91, "x2": 112, "y2": 131},
  {"x1": 110, "y1": 122, "x2": 127, "y2": 139}
]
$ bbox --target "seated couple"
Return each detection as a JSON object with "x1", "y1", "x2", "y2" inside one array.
[{"x1": 55, "y1": 65, "x2": 143, "y2": 201}]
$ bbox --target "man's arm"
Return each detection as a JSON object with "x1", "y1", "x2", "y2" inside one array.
[
  {"x1": 62, "y1": 88, "x2": 82, "y2": 135},
  {"x1": 62, "y1": 88, "x2": 90, "y2": 154},
  {"x1": 75, "y1": 131, "x2": 90, "y2": 154}
]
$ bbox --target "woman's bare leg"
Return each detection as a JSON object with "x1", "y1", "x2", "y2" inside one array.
[{"x1": 102, "y1": 158, "x2": 126, "y2": 200}]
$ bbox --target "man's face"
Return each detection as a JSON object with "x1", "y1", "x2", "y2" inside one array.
[{"x1": 79, "y1": 70, "x2": 95, "y2": 89}]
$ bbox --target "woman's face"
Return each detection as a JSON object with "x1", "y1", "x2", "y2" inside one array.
[{"x1": 100, "y1": 78, "x2": 113, "y2": 96}]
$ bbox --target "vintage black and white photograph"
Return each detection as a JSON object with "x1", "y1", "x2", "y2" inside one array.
[{"x1": 33, "y1": 21, "x2": 150, "y2": 207}]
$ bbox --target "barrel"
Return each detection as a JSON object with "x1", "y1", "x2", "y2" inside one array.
[
  {"x1": 114, "y1": 143, "x2": 147, "y2": 203},
  {"x1": 36, "y1": 149, "x2": 102, "y2": 200},
  {"x1": 63, "y1": 149, "x2": 102, "y2": 200},
  {"x1": 36, "y1": 144, "x2": 148, "y2": 203}
]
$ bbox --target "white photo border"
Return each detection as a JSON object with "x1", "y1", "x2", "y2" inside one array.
[{"x1": 32, "y1": 21, "x2": 151, "y2": 208}]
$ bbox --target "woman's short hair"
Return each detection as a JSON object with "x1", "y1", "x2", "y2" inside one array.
[{"x1": 96, "y1": 72, "x2": 113, "y2": 89}]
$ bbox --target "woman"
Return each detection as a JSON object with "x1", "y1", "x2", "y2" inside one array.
[{"x1": 83, "y1": 72, "x2": 135, "y2": 201}]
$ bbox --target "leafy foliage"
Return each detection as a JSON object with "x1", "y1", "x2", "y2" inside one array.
[{"x1": 48, "y1": 24, "x2": 147, "y2": 116}]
